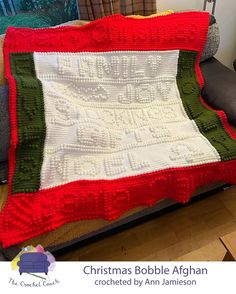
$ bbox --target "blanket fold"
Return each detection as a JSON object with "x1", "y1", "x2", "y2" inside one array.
[{"x1": 1, "y1": 11, "x2": 236, "y2": 248}]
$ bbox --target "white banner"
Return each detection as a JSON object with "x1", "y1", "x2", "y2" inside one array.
[{"x1": 0, "y1": 262, "x2": 235, "y2": 293}]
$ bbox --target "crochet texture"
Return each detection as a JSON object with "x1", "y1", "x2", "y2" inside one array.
[{"x1": 1, "y1": 12, "x2": 236, "y2": 248}]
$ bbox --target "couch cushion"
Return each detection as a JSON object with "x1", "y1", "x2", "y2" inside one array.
[
  {"x1": 0, "y1": 35, "x2": 8, "y2": 182},
  {"x1": 0, "y1": 85, "x2": 9, "y2": 182},
  {"x1": 0, "y1": 35, "x2": 5, "y2": 86},
  {"x1": 201, "y1": 57, "x2": 236, "y2": 125},
  {"x1": 201, "y1": 20, "x2": 220, "y2": 62}
]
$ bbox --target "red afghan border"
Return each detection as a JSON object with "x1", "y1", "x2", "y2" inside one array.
[
  {"x1": 1, "y1": 160, "x2": 236, "y2": 248},
  {"x1": 2, "y1": 12, "x2": 236, "y2": 248}
]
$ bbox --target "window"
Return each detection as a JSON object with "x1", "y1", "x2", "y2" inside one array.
[{"x1": 0, "y1": 0, "x2": 79, "y2": 34}]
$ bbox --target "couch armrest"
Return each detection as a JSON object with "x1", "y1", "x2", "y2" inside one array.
[
  {"x1": 200, "y1": 58, "x2": 236, "y2": 125},
  {"x1": 0, "y1": 85, "x2": 9, "y2": 183}
]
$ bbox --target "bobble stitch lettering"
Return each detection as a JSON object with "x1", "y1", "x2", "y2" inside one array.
[
  {"x1": 74, "y1": 157, "x2": 100, "y2": 176},
  {"x1": 57, "y1": 56, "x2": 72, "y2": 75},
  {"x1": 147, "y1": 55, "x2": 162, "y2": 77},
  {"x1": 156, "y1": 78, "x2": 174, "y2": 101},
  {"x1": 169, "y1": 143, "x2": 204, "y2": 163},
  {"x1": 128, "y1": 152, "x2": 150, "y2": 171},
  {"x1": 104, "y1": 155, "x2": 126, "y2": 176}
]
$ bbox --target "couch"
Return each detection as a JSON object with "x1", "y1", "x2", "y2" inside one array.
[{"x1": 17, "y1": 252, "x2": 50, "y2": 275}]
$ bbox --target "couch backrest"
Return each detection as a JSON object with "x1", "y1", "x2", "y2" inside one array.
[
  {"x1": 19, "y1": 252, "x2": 48, "y2": 262},
  {"x1": 201, "y1": 14, "x2": 220, "y2": 62}
]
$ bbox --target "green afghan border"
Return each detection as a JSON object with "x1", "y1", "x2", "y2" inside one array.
[
  {"x1": 10, "y1": 53, "x2": 46, "y2": 194},
  {"x1": 177, "y1": 50, "x2": 236, "y2": 161}
]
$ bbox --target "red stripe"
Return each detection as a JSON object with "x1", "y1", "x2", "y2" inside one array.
[
  {"x1": 4, "y1": 12, "x2": 209, "y2": 53},
  {"x1": 4, "y1": 12, "x2": 235, "y2": 248},
  {"x1": 199, "y1": 96, "x2": 236, "y2": 140}
]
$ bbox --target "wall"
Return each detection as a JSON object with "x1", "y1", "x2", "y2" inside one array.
[
  {"x1": 213, "y1": 0, "x2": 236, "y2": 68},
  {"x1": 157, "y1": 0, "x2": 236, "y2": 68},
  {"x1": 157, "y1": 0, "x2": 201, "y2": 11}
]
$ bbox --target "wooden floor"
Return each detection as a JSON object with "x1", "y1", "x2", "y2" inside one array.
[{"x1": 1, "y1": 184, "x2": 236, "y2": 261}]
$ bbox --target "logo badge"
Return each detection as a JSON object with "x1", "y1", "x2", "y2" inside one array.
[{"x1": 11, "y1": 245, "x2": 56, "y2": 280}]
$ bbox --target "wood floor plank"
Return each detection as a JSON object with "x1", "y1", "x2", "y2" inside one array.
[
  {"x1": 0, "y1": 184, "x2": 7, "y2": 210},
  {"x1": 217, "y1": 187, "x2": 236, "y2": 218},
  {"x1": 220, "y1": 230, "x2": 236, "y2": 260},
  {"x1": 176, "y1": 240, "x2": 226, "y2": 261}
]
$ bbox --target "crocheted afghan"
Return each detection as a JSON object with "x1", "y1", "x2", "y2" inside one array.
[{"x1": 1, "y1": 12, "x2": 236, "y2": 248}]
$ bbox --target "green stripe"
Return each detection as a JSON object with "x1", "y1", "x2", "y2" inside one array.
[
  {"x1": 177, "y1": 50, "x2": 236, "y2": 161},
  {"x1": 10, "y1": 53, "x2": 46, "y2": 194}
]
